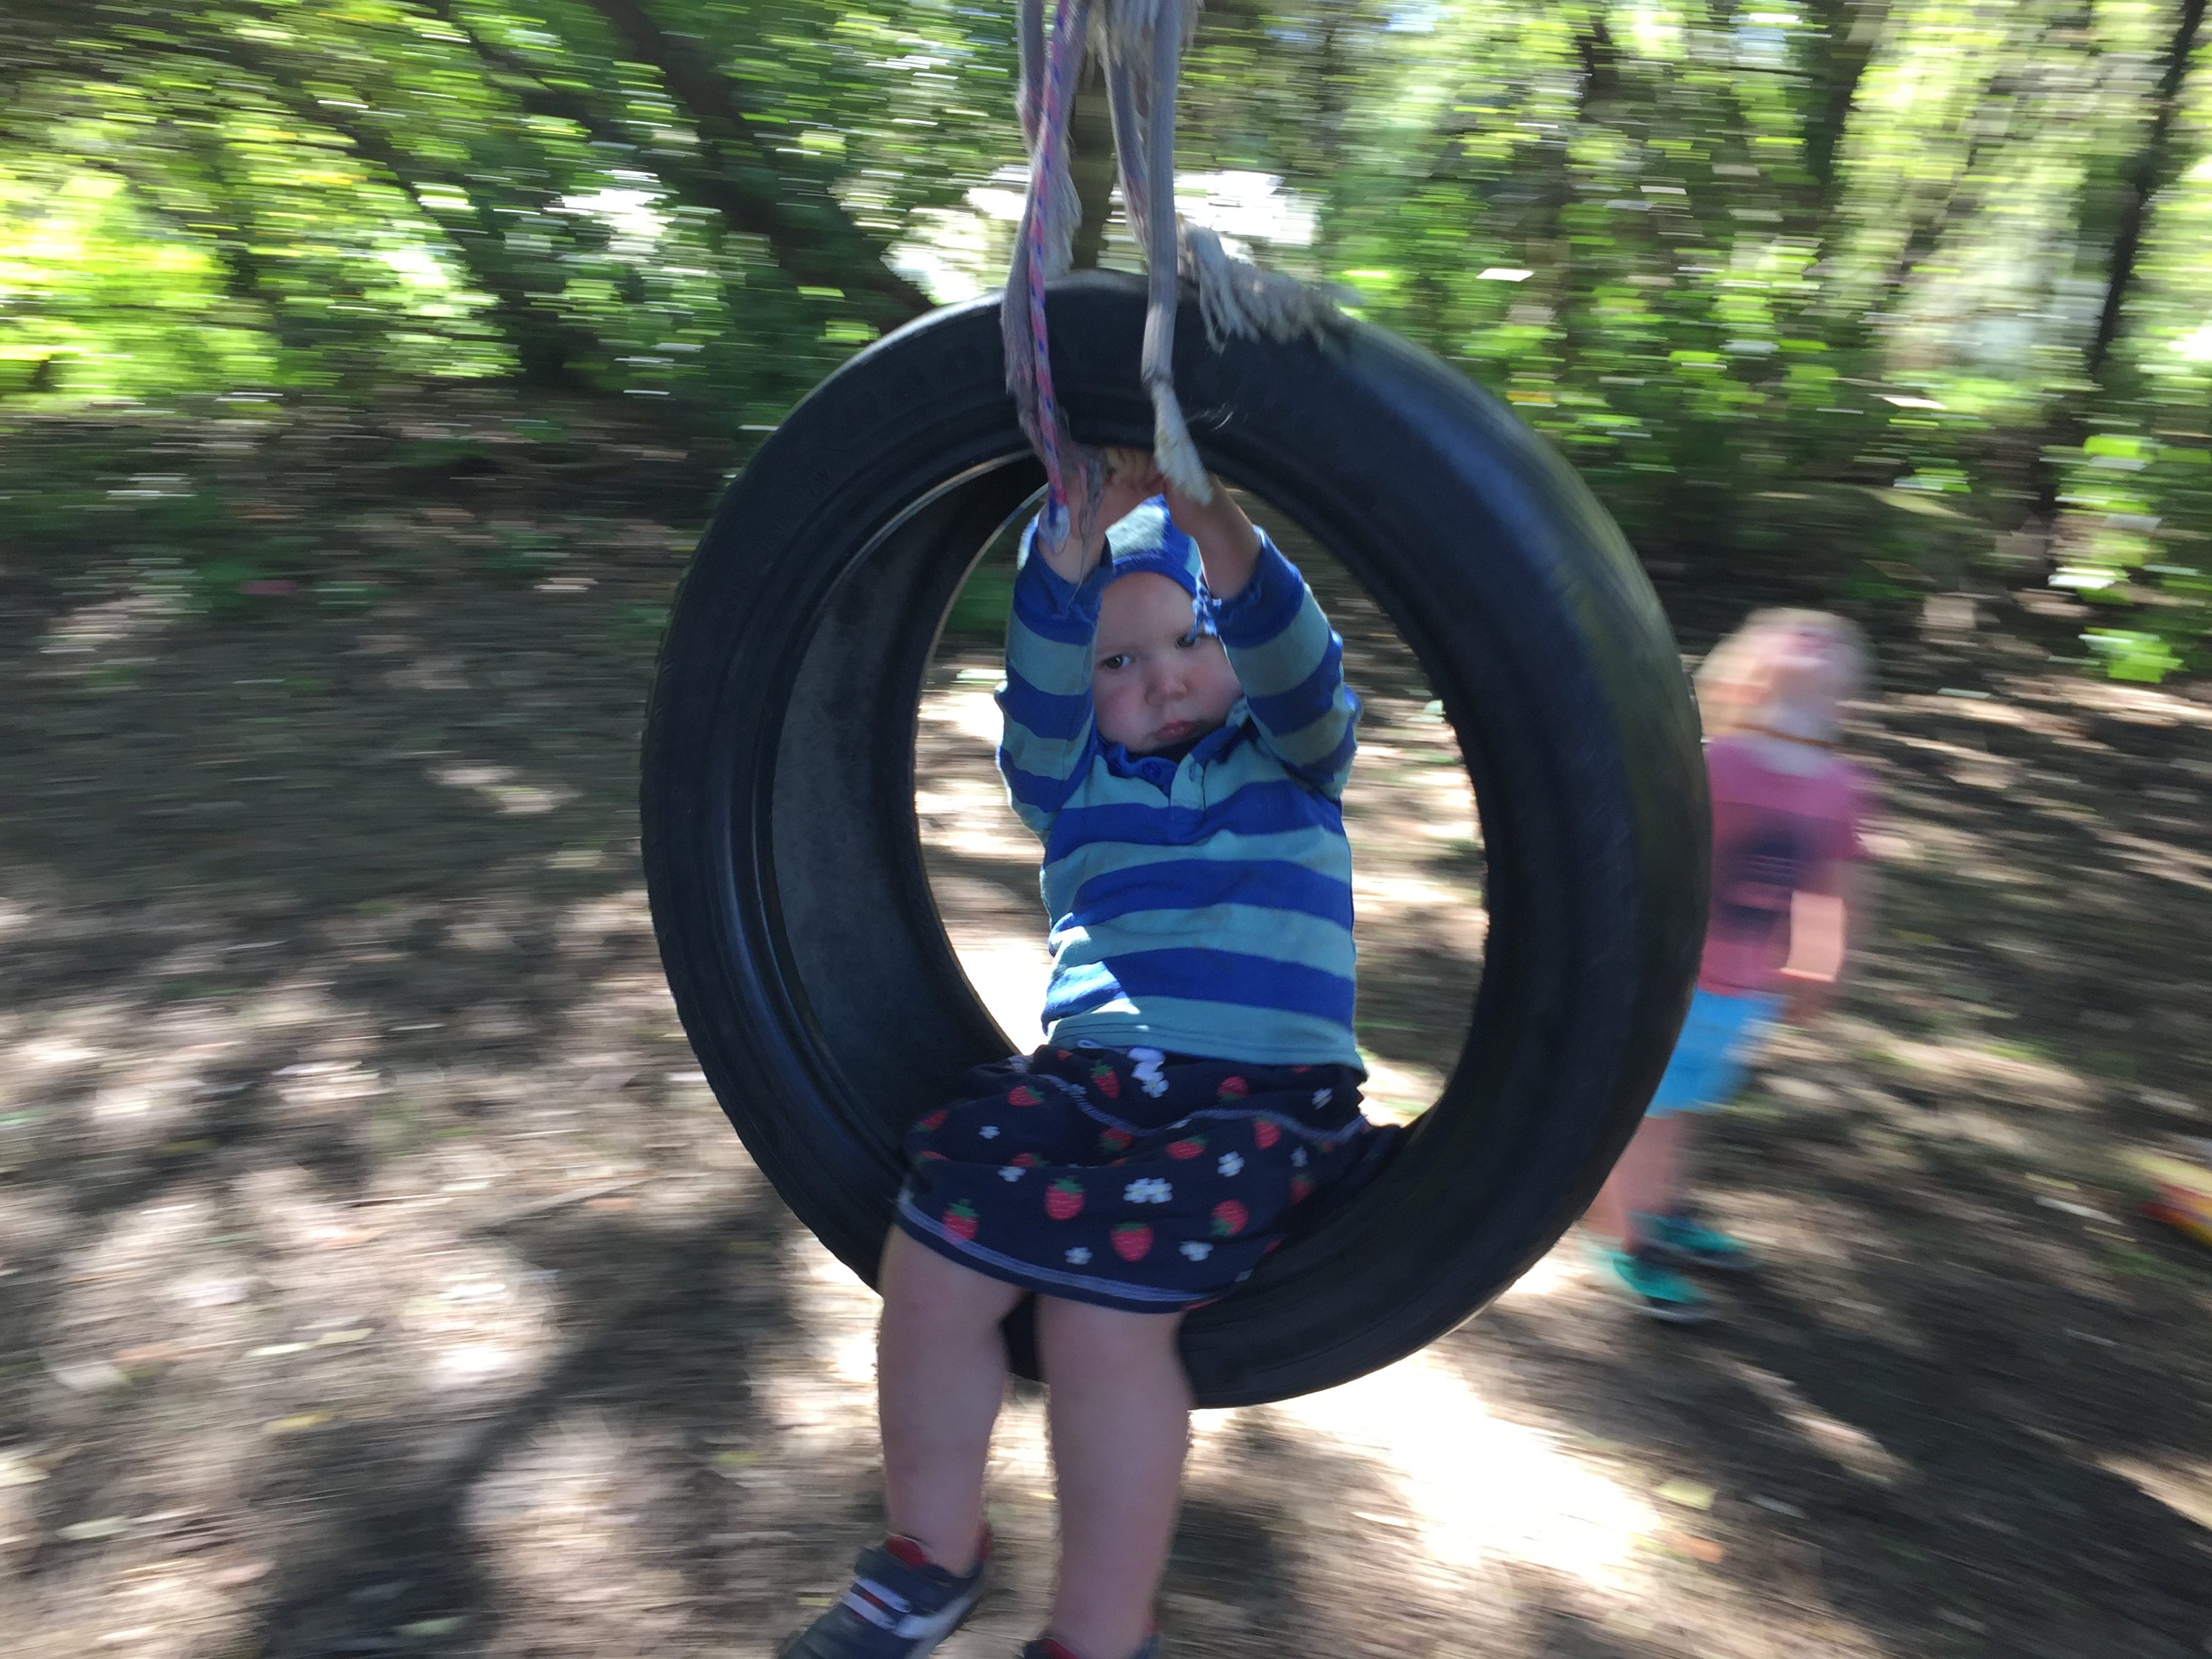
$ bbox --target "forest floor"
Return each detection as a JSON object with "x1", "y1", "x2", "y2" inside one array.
[{"x1": 1, "y1": 404, "x2": 2209, "y2": 1659}]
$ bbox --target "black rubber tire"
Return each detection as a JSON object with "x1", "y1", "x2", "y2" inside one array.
[{"x1": 640, "y1": 272, "x2": 1706, "y2": 1408}]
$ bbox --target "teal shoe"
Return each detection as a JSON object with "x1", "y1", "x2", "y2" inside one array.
[
  {"x1": 1640, "y1": 1212, "x2": 1755, "y2": 1273},
  {"x1": 1598, "y1": 1247, "x2": 1711, "y2": 1323}
]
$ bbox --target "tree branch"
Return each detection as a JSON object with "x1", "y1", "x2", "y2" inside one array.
[
  {"x1": 2034, "y1": 0, "x2": 2208, "y2": 524},
  {"x1": 572, "y1": 0, "x2": 932, "y2": 325},
  {"x1": 228, "y1": 39, "x2": 598, "y2": 388},
  {"x1": 1800, "y1": 0, "x2": 1891, "y2": 199},
  {"x1": 417, "y1": 0, "x2": 634, "y2": 149},
  {"x1": 2087, "y1": 0, "x2": 2207, "y2": 382},
  {"x1": 1069, "y1": 63, "x2": 1118, "y2": 270}
]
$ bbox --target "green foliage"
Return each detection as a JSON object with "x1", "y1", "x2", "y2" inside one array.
[
  {"x1": 943, "y1": 560, "x2": 1015, "y2": 642},
  {"x1": 4, "y1": 0, "x2": 2212, "y2": 671}
]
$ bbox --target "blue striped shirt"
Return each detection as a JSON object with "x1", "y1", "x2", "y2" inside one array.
[{"x1": 995, "y1": 502, "x2": 1364, "y2": 1068}]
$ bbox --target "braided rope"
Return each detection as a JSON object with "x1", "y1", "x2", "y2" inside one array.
[
  {"x1": 1005, "y1": 0, "x2": 1335, "y2": 543},
  {"x1": 1023, "y1": 0, "x2": 1087, "y2": 539}
]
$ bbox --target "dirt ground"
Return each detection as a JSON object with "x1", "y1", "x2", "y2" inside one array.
[{"x1": 1, "y1": 426, "x2": 2209, "y2": 1659}]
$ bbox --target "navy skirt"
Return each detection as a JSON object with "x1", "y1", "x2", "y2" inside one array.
[{"x1": 893, "y1": 1044, "x2": 1378, "y2": 1313}]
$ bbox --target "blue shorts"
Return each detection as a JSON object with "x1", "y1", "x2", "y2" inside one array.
[{"x1": 1647, "y1": 988, "x2": 1781, "y2": 1117}]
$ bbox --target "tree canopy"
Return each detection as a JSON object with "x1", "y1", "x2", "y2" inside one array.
[{"x1": 5, "y1": 0, "x2": 2210, "y2": 676}]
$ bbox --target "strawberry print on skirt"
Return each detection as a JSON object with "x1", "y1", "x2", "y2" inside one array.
[{"x1": 894, "y1": 1044, "x2": 1385, "y2": 1312}]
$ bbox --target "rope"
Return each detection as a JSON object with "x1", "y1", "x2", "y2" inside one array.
[
  {"x1": 1023, "y1": 0, "x2": 1088, "y2": 535},
  {"x1": 1004, "y1": 0, "x2": 1337, "y2": 547}
]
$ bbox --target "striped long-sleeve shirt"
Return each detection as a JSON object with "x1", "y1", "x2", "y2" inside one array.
[{"x1": 995, "y1": 501, "x2": 1364, "y2": 1068}]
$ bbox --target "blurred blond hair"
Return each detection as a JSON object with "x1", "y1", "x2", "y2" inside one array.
[{"x1": 1694, "y1": 608, "x2": 1868, "y2": 741}]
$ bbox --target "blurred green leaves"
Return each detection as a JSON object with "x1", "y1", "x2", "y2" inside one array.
[{"x1": 3, "y1": 0, "x2": 2211, "y2": 673}]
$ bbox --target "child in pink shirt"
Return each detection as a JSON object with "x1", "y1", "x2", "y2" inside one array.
[{"x1": 1585, "y1": 609, "x2": 1872, "y2": 1321}]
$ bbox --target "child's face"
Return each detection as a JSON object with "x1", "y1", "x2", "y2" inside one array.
[
  {"x1": 1767, "y1": 622, "x2": 1850, "y2": 712},
  {"x1": 1092, "y1": 572, "x2": 1242, "y2": 754}
]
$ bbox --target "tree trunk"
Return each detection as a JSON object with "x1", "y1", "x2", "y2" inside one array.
[
  {"x1": 1801, "y1": 0, "x2": 1891, "y2": 200},
  {"x1": 212, "y1": 34, "x2": 597, "y2": 388},
  {"x1": 2035, "y1": 0, "x2": 2207, "y2": 520},
  {"x1": 1069, "y1": 64, "x2": 1119, "y2": 270},
  {"x1": 2087, "y1": 0, "x2": 2207, "y2": 384},
  {"x1": 428, "y1": 0, "x2": 922, "y2": 325},
  {"x1": 309, "y1": 119, "x2": 591, "y2": 387},
  {"x1": 577, "y1": 0, "x2": 933, "y2": 329}
]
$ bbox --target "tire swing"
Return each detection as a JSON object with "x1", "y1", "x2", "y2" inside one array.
[
  {"x1": 638, "y1": 7, "x2": 1709, "y2": 1410},
  {"x1": 640, "y1": 272, "x2": 1708, "y2": 1405}
]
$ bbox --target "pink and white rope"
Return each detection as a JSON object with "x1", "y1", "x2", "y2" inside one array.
[{"x1": 1023, "y1": 0, "x2": 1088, "y2": 533}]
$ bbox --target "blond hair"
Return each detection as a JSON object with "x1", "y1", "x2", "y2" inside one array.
[{"x1": 1694, "y1": 608, "x2": 1869, "y2": 741}]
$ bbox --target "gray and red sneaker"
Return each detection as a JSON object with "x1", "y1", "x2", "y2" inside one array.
[{"x1": 777, "y1": 1533, "x2": 989, "y2": 1658}]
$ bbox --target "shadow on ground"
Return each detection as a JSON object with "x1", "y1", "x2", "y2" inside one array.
[{"x1": 1, "y1": 454, "x2": 2207, "y2": 1659}]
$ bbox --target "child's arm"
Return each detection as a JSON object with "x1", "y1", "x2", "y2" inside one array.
[
  {"x1": 1778, "y1": 874, "x2": 1851, "y2": 1023},
  {"x1": 996, "y1": 453, "x2": 1163, "y2": 837},
  {"x1": 1159, "y1": 476, "x2": 1261, "y2": 598},
  {"x1": 1780, "y1": 767, "x2": 1873, "y2": 1023},
  {"x1": 1166, "y1": 478, "x2": 1361, "y2": 800},
  {"x1": 997, "y1": 531, "x2": 1101, "y2": 840}
]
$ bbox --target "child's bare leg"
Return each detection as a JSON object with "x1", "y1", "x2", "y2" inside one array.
[
  {"x1": 1587, "y1": 1111, "x2": 1690, "y2": 1248},
  {"x1": 876, "y1": 1227, "x2": 1025, "y2": 1572},
  {"x1": 1643, "y1": 1110, "x2": 1693, "y2": 1219},
  {"x1": 1036, "y1": 1296, "x2": 1190, "y2": 1659}
]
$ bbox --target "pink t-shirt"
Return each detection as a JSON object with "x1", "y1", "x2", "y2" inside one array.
[{"x1": 1698, "y1": 735, "x2": 1868, "y2": 996}]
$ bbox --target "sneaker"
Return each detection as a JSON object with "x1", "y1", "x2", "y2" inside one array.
[
  {"x1": 1598, "y1": 1247, "x2": 1711, "y2": 1323},
  {"x1": 778, "y1": 1534, "x2": 989, "y2": 1658},
  {"x1": 1640, "y1": 1212, "x2": 1756, "y2": 1273},
  {"x1": 1019, "y1": 1637, "x2": 1162, "y2": 1659}
]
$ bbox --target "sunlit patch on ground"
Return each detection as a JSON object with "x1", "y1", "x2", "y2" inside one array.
[
  {"x1": 1352, "y1": 1052, "x2": 1448, "y2": 1125},
  {"x1": 1495, "y1": 1237, "x2": 1583, "y2": 1302},
  {"x1": 466, "y1": 1412, "x2": 698, "y2": 1650},
  {"x1": 2101, "y1": 1454, "x2": 2212, "y2": 1532},
  {"x1": 1261, "y1": 1353, "x2": 1656, "y2": 1586},
  {"x1": 432, "y1": 762, "x2": 577, "y2": 817},
  {"x1": 943, "y1": 935, "x2": 1052, "y2": 1050}
]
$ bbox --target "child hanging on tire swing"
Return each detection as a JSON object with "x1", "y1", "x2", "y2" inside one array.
[{"x1": 779, "y1": 455, "x2": 1385, "y2": 1659}]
